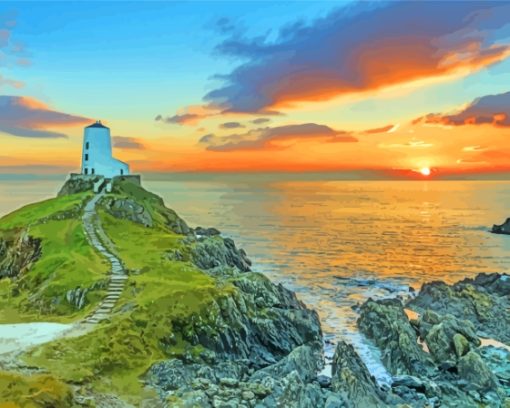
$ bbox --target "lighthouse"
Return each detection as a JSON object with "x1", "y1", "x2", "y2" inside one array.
[{"x1": 81, "y1": 121, "x2": 129, "y2": 178}]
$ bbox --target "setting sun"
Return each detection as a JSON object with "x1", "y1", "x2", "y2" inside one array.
[{"x1": 420, "y1": 167, "x2": 431, "y2": 176}]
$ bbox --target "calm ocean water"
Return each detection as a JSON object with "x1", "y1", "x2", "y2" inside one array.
[{"x1": 2, "y1": 175, "x2": 510, "y2": 379}]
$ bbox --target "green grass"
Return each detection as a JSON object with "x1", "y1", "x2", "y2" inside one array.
[
  {"x1": 0, "y1": 193, "x2": 90, "y2": 231},
  {"x1": 0, "y1": 370, "x2": 74, "y2": 408},
  {"x1": 2, "y1": 181, "x2": 238, "y2": 404},
  {"x1": 23, "y1": 208, "x2": 234, "y2": 403},
  {"x1": 107, "y1": 178, "x2": 186, "y2": 233},
  {"x1": 0, "y1": 193, "x2": 108, "y2": 322}
]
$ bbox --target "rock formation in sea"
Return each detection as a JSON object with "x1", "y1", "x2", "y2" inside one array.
[{"x1": 492, "y1": 218, "x2": 510, "y2": 235}]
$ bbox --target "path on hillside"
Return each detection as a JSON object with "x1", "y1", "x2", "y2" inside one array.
[
  {"x1": 82, "y1": 191, "x2": 128, "y2": 324},
  {"x1": 0, "y1": 192, "x2": 127, "y2": 368}
]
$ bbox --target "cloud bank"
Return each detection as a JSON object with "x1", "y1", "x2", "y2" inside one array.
[
  {"x1": 0, "y1": 95, "x2": 89, "y2": 138},
  {"x1": 113, "y1": 136, "x2": 145, "y2": 150},
  {"x1": 202, "y1": 1, "x2": 510, "y2": 114},
  {"x1": 417, "y1": 91, "x2": 510, "y2": 127},
  {"x1": 200, "y1": 123, "x2": 357, "y2": 151}
]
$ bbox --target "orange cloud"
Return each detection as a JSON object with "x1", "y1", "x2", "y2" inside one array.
[
  {"x1": 363, "y1": 124, "x2": 396, "y2": 134},
  {"x1": 155, "y1": 105, "x2": 217, "y2": 126},
  {"x1": 201, "y1": 2, "x2": 510, "y2": 116},
  {"x1": 416, "y1": 91, "x2": 510, "y2": 127}
]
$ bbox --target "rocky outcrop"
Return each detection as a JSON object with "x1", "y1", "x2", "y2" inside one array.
[
  {"x1": 65, "y1": 287, "x2": 89, "y2": 310},
  {"x1": 0, "y1": 231, "x2": 41, "y2": 279},
  {"x1": 147, "y1": 266, "x2": 325, "y2": 407},
  {"x1": 480, "y1": 346, "x2": 510, "y2": 394},
  {"x1": 357, "y1": 274, "x2": 510, "y2": 407},
  {"x1": 194, "y1": 227, "x2": 221, "y2": 237},
  {"x1": 331, "y1": 341, "x2": 392, "y2": 407},
  {"x1": 408, "y1": 273, "x2": 510, "y2": 344},
  {"x1": 176, "y1": 269, "x2": 321, "y2": 367},
  {"x1": 148, "y1": 343, "x2": 332, "y2": 407},
  {"x1": 491, "y1": 218, "x2": 510, "y2": 235},
  {"x1": 58, "y1": 176, "x2": 101, "y2": 196},
  {"x1": 190, "y1": 236, "x2": 252, "y2": 272},
  {"x1": 105, "y1": 179, "x2": 191, "y2": 235},
  {"x1": 413, "y1": 310, "x2": 480, "y2": 363},
  {"x1": 358, "y1": 298, "x2": 434, "y2": 376},
  {"x1": 103, "y1": 197, "x2": 153, "y2": 227}
]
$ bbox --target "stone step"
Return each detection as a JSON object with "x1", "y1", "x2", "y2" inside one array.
[{"x1": 91, "y1": 313, "x2": 109, "y2": 319}]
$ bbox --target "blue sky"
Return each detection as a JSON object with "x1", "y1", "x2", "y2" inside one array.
[{"x1": 1, "y1": 1, "x2": 510, "y2": 175}]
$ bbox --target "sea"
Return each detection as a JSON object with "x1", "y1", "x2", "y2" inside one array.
[{"x1": 2, "y1": 174, "x2": 510, "y2": 381}]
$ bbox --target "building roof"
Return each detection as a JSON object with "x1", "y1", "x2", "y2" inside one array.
[{"x1": 86, "y1": 120, "x2": 109, "y2": 129}]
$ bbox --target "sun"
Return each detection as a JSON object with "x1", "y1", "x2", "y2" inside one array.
[{"x1": 420, "y1": 167, "x2": 431, "y2": 176}]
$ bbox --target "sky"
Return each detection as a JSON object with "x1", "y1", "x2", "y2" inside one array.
[{"x1": 1, "y1": 1, "x2": 510, "y2": 177}]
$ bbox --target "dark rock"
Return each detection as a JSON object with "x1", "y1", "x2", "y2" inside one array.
[
  {"x1": 453, "y1": 333, "x2": 470, "y2": 358},
  {"x1": 0, "y1": 231, "x2": 41, "y2": 279},
  {"x1": 195, "y1": 227, "x2": 221, "y2": 237},
  {"x1": 104, "y1": 197, "x2": 153, "y2": 227},
  {"x1": 491, "y1": 218, "x2": 510, "y2": 235},
  {"x1": 324, "y1": 394, "x2": 345, "y2": 408},
  {"x1": 479, "y1": 346, "x2": 510, "y2": 390},
  {"x1": 191, "y1": 273, "x2": 322, "y2": 367},
  {"x1": 357, "y1": 298, "x2": 434, "y2": 376},
  {"x1": 418, "y1": 312, "x2": 480, "y2": 363},
  {"x1": 191, "y1": 236, "x2": 252, "y2": 272},
  {"x1": 250, "y1": 342, "x2": 323, "y2": 383},
  {"x1": 407, "y1": 273, "x2": 510, "y2": 344},
  {"x1": 58, "y1": 176, "x2": 100, "y2": 196},
  {"x1": 317, "y1": 375, "x2": 331, "y2": 388},
  {"x1": 331, "y1": 340, "x2": 392, "y2": 407},
  {"x1": 457, "y1": 351, "x2": 500, "y2": 392},
  {"x1": 65, "y1": 287, "x2": 89, "y2": 310}
]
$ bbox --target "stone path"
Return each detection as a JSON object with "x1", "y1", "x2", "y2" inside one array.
[{"x1": 82, "y1": 191, "x2": 128, "y2": 324}]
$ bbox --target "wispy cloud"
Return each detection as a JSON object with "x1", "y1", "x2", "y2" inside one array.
[
  {"x1": 155, "y1": 113, "x2": 202, "y2": 126},
  {"x1": 0, "y1": 95, "x2": 89, "y2": 138},
  {"x1": 363, "y1": 124, "x2": 396, "y2": 134},
  {"x1": 462, "y1": 145, "x2": 488, "y2": 152},
  {"x1": 200, "y1": 123, "x2": 357, "y2": 151},
  {"x1": 379, "y1": 139, "x2": 433, "y2": 149},
  {"x1": 416, "y1": 91, "x2": 510, "y2": 127},
  {"x1": 112, "y1": 136, "x2": 145, "y2": 150},
  {"x1": 0, "y1": 14, "x2": 31, "y2": 67},
  {"x1": 0, "y1": 74, "x2": 23, "y2": 89},
  {"x1": 219, "y1": 121, "x2": 245, "y2": 129},
  {"x1": 251, "y1": 118, "x2": 271, "y2": 125},
  {"x1": 155, "y1": 105, "x2": 216, "y2": 126}
]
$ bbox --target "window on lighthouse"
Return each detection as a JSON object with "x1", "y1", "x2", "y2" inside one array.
[
  {"x1": 85, "y1": 142, "x2": 89, "y2": 150},
  {"x1": 85, "y1": 154, "x2": 89, "y2": 161}
]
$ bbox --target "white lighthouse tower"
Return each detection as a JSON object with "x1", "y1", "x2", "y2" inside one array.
[{"x1": 81, "y1": 121, "x2": 129, "y2": 178}]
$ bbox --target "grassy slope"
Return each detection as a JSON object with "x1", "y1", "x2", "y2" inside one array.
[
  {"x1": 0, "y1": 192, "x2": 108, "y2": 322},
  {"x1": 23, "y1": 184, "x2": 235, "y2": 403},
  {"x1": 0, "y1": 370, "x2": 74, "y2": 408}
]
